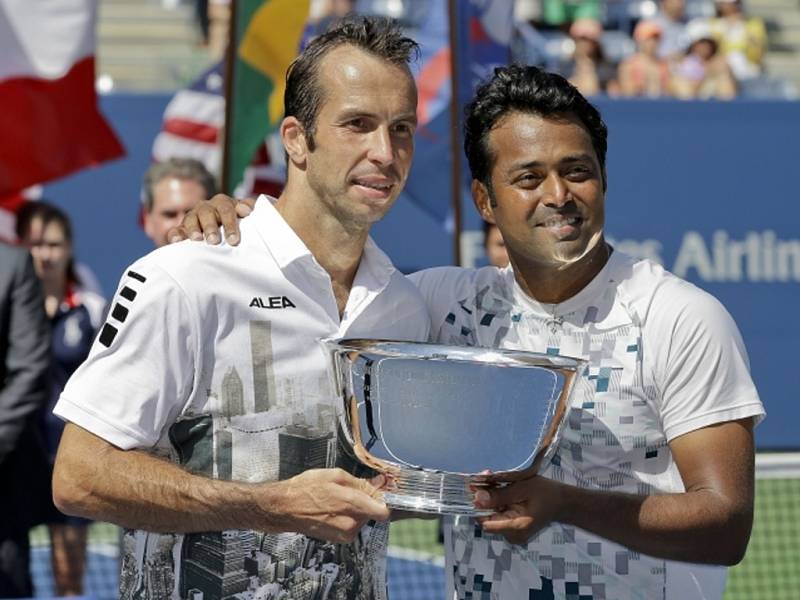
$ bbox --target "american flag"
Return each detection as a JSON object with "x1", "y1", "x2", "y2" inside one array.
[{"x1": 151, "y1": 60, "x2": 285, "y2": 200}]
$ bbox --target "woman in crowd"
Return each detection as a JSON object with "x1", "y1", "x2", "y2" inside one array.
[
  {"x1": 709, "y1": 0, "x2": 767, "y2": 81},
  {"x1": 618, "y1": 19, "x2": 673, "y2": 97},
  {"x1": 16, "y1": 202, "x2": 106, "y2": 596},
  {"x1": 564, "y1": 18, "x2": 620, "y2": 96},
  {"x1": 672, "y1": 20, "x2": 737, "y2": 99}
]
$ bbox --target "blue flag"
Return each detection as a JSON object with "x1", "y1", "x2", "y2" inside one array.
[{"x1": 403, "y1": 0, "x2": 514, "y2": 229}]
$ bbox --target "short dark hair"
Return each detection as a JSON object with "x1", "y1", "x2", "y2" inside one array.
[
  {"x1": 464, "y1": 65, "x2": 608, "y2": 191},
  {"x1": 284, "y1": 15, "x2": 419, "y2": 149},
  {"x1": 142, "y1": 158, "x2": 217, "y2": 213},
  {"x1": 16, "y1": 200, "x2": 81, "y2": 285}
]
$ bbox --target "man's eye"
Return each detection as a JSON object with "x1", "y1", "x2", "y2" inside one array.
[
  {"x1": 347, "y1": 118, "x2": 366, "y2": 130},
  {"x1": 393, "y1": 122, "x2": 414, "y2": 136},
  {"x1": 566, "y1": 167, "x2": 592, "y2": 180},
  {"x1": 517, "y1": 174, "x2": 540, "y2": 186}
]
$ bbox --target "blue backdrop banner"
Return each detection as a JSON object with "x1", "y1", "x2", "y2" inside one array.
[{"x1": 45, "y1": 97, "x2": 800, "y2": 449}]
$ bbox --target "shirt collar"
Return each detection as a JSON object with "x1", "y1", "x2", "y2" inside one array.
[
  {"x1": 248, "y1": 194, "x2": 396, "y2": 292},
  {"x1": 248, "y1": 195, "x2": 313, "y2": 269},
  {"x1": 511, "y1": 249, "x2": 632, "y2": 328}
]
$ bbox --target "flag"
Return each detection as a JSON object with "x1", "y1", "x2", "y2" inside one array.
[
  {"x1": 453, "y1": 0, "x2": 515, "y2": 111},
  {"x1": 225, "y1": 0, "x2": 311, "y2": 193},
  {"x1": 0, "y1": 0, "x2": 125, "y2": 197},
  {"x1": 152, "y1": 62, "x2": 226, "y2": 179},
  {"x1": 151, "y1": 60, "x2": 285, "y2": 203},
  {"x1": 403, "y1": 0, "x2": 514, "y2": 227},
  {"x1": 403, "y1": 2, "x2": 452, "y2": 224}
]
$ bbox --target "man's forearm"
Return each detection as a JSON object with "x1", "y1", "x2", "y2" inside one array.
[
  {"x1": 553, "y1": 483, "x2": 752, "y2": 565},
  {"x1": 54, "y1": 423, "x2": 391, "y2": 543},
  {"x1": 53, "y1": 424, "x2": 280, "y2": 532}
]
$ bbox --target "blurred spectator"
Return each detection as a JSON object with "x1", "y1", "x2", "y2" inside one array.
[
  {"x1": 16, "y1": 202, "x2": 106, "y2": 597},
  {"x1": 484, "y1": 222, "x2": 510, "y2": 268},
  {"x1": 207, "y1": 0, "x2": 231, "y2": 57},
  {"x1": 142, "y1": 158, "x2": 217, "y2": 247},
  {"x1": 618, "y1": 20, "x2": 673, "y2": 97},
  {"x1": 564, "y1": 18, "x2": 619, "y2": 96},
  {"x1": 651, "y1": 0, "x2": 690, "y2": 59},
  {"x1": 709, "y1": 0, "x2": 767, "y2": 81},
  {"x1": 672, "y1": 20, "x2": 737, "y2": 99},
  {"x1": 195, "y1": 0, "x2": 210, "y2": 45},
  {"x1": 540, "y1": 0, "x2": 601, "y2": 30},
  {"x1": 0, "y1": 242, "x2": 50, "y2": 598}
]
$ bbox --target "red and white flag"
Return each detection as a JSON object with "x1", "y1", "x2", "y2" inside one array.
[
  {"x1": 151, "y1": 60, "x2": 285, "y2": 201},
  {"x1": 0, "y1": 0, "x2": 124, "y2": 197}
]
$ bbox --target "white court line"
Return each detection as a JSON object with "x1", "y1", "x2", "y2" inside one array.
[
  {"x1": 388, "y1": 546, "x2": 445, "y2": 567},
  {"x1": 755, "y1": 452, "x2": 800, "y2": 479}
]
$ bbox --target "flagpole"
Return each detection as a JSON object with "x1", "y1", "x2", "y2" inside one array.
[
  {"x1": 447, "y1": 0, "x2": 463, "y2": 266},
  {"x1": 221, "y1": 0, "x2": 238, "y2": 194}
]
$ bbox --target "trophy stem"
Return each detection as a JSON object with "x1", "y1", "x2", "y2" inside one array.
[{"x1": 383, "y1": 470, "x2": 492, "y2": 516}]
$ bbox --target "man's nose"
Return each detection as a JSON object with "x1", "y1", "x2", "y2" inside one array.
[
  {"x1": 541, "y1": 172, "x2": 568, "y2": 206},
  {"x1": 366, "y1": 126, "x2": 394, "y2": 166}
]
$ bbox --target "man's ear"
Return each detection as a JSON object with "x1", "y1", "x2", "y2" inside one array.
[
  {"x1": 281, "y1": 116, "x2": 307, "y2": 166},
  {"x1": 142, "y1": 209, "x2": 155, "y2": 240},
  {"x1": 472, "y1": 179, "x2": 496, "y2": 224}
]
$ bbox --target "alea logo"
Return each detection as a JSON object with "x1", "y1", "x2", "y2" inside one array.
[{"x1": 249, "y1": 296, "x2": 296, "y2": 309}]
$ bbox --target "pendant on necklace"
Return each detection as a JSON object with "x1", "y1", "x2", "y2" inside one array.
[{"x1": 547, "y1": 316, "x2": 564, "y2": 333}]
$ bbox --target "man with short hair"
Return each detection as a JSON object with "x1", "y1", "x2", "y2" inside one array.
[
  {"x1": 185, "y1": 65, "x2": 763, "y2": 599},
  {"x1": 142, "y1": 157, "x2": 217, "y2": 247},
  {"x1": 52, "y1": 17, "x2": 429, "y2": 599},
  {"x1": 413, "y1": 65, "x2": 763, "y2": 599}
]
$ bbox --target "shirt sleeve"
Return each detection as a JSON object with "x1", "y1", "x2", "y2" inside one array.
[
  {"x1": 54, "y1": 258, "x2": 198, "y2": 450},
  {"x1": 407, "y1": 267, "x2": 475, "y2": 339},
  {"x1": 653, "y1": 282, "x2": 765, "y2": 441}
]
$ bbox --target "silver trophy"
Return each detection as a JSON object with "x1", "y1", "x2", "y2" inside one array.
[{"x1": 323, "y1": 339, "x2": 585, "y2": 516}]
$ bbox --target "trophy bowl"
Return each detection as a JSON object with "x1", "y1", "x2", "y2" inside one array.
[{"x1": 323, "y1": 339, "x2": 585, "y2": 516}]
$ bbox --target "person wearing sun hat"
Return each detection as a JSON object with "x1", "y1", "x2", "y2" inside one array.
[
  {"x1": 564, "y1": 18, "x2": 619, "y2": 96},
  {"x1": 618, "y1": 19, "x2": 673, "y2": 96},
  {"x1": 672, "y1": 18, "x2": 737, "y2": 98}
]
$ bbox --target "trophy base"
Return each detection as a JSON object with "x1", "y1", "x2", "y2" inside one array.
[{"x1": 381, "y1": 470, "x2": 493, "y2": 516}]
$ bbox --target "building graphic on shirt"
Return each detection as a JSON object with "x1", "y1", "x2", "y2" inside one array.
[
  {"x1": 278, "y1": 424, "x2": 334, "y2": 479},
  {"x1": 118, "y1": 317, "x2": 388, "y2": 600},
  {"x1": 181, "y1": 530, "x2": 252, "y2": 599},
  {"x1": 221, "y1": 367, "x2": 245, "y2": 418},
  {"x1": 250, "y1": 321, "x2": 276, "y2": 413},
  {"x1": 215, "y1": 427, "x2": 233, "y2": 480}
]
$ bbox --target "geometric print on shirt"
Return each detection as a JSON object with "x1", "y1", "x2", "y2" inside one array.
[{"x1": 438, "y1": 272, "x2": 670, "y2": 599}]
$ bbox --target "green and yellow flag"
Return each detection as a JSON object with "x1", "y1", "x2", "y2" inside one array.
[{"x1": 224, "y1": 0, "x2": 311, "y2": 193}]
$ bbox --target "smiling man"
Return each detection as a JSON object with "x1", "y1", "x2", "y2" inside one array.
[
  {"x1": 51, "y1": 17, "x2": 430, "y2": 600},
  {"x1": 184, "y1": 65, "x2": 764, "y2": 600},
  {"x1": 410, "y1": 65, "x2": 763, "y2": 600}
]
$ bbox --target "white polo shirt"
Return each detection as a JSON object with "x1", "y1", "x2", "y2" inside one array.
[
  {"x1": 55, "y1": 198, "x2": 431, "y2": 600},
  {"x1": 409, "y1": 251, "x2": 764, "y2": 600}
]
